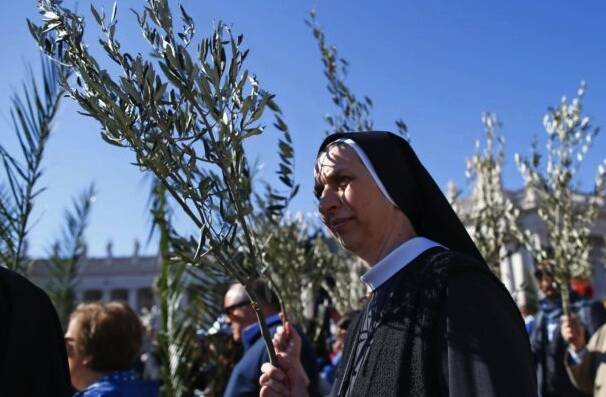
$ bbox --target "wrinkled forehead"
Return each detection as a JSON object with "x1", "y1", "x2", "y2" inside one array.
[
  {"x1": 315, "y1": 139, "x2": 398, "y2": 206},
  {"x1": 314, "y1": 143, "x2": 360, "y2": 178}
]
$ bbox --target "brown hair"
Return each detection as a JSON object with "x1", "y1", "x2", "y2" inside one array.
[{"x1": 70, "y1": 301, "x2": 143, "y2": 372}]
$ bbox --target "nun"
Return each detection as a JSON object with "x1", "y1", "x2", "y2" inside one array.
[
  {"x1": 0, "y1": 266, "x2": 72, "y2": 396},
  {"x1": 260, "y1": 131, "x2": 536, "y2": 397}
]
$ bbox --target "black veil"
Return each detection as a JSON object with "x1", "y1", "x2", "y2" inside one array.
[{"x1": 318, "y1": 131, "x2": 486, "y2": 266}]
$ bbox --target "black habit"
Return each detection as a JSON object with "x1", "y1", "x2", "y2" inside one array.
[
  {"x1": 0, "y1": 266, "x2": 72, "y2": 396},
  {"x1": 319, "y1": 132, "x2": 537, "y2": 397},
  {"x1": 332, "y1": 247, "x2": 536, "y2": 397}
]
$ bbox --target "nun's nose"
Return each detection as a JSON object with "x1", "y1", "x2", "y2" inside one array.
[{"x1": 318, "y1": 187, "x2": 340, "y2": 219}]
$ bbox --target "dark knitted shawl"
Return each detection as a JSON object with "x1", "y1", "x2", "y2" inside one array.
[{"x1": 332, "y1": 247, "x2": 513, "y2": 397}]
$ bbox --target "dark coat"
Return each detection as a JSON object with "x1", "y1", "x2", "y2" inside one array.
[
  {"x1": 223, "y1": 318, "x2": 319, "y2": 397},
  {"x1": 332, "y1": 247, "x2": 537, "y2": 397},
  {"x1": 0, "y1": 267, "x2": 72, "y2": 396}
]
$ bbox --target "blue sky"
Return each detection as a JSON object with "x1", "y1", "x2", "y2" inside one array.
[{"x1": 1, "y1": 1, "x2": 606, "y2": 257}]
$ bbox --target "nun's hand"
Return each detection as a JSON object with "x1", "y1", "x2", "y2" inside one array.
[{"x1": 259, "y1": 322, "x2": 309, "y2": 397}]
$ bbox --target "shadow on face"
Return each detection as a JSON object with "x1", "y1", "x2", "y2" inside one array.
[{"x1": 314, "y1": 143, "x2": 415, "y2": 264}]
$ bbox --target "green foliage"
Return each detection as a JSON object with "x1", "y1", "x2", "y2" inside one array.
[
  {"x1": 317, "y1": 243, "x2": 367, "y2": 317},
  {"x1": 306, "y1": 10, "x2": 409, "y2": 140},
  {"x1": 256, "y1": 212, "x2": 365, "y2": 324},
  {"x1": 515, "y1": 82, "x2": 606, "y2": 313},
  {"x1": 44, "y1": 184, "x2": 95, "y2": 328},
  {"x1": 32, "y1": 0, "x2": 298, "y2": 369},
  {"x1": 250, "y1": 207, "x2": 365, "y2": 358},
  {"x1": 0, "y1": 56, "x2": 67, "y2": 273},
  {"x1": 150, "y1": 179, "x2": 206, "y2": 396},
  {"x1": 150, "y1": 179, "x2": 233, "y2": 396},
  {"x1": 462, "y1": 113, "x2": 528, "y2": 276},
  {"x1": 255, "y1": 213, "x2": 319, "y2": 325}
]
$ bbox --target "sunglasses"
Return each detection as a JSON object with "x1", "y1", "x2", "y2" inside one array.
[{"x1": 223, "y1": 300, "x2": 251, "y2": 316}]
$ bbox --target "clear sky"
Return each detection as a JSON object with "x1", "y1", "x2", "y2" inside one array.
[{"x1": 1, "y1": 1, "x2": 605, "y2": 258}]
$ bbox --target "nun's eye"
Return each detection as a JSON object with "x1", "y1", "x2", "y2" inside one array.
[
  {"x1": 337, "y1": 177, "x2": 351, "y2": 189},
  {"x1": 313, "y1": 184, "x2": 323, "y2": 199}
]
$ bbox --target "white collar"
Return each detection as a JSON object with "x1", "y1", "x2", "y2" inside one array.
[{"x1": 360, "y1": 237, "x2": 445, "y2": 291}]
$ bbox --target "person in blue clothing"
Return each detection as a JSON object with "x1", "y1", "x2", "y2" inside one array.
[
  {"x1": 320, "y1": 311, "x2": 357, "y2": 386},
  {"x1": 64, "y1": 301, "x2": 158, "y2": 397},
  {"x1": 223, "y1": 280, "x2": 319, "y2": 397},
  {"x1": 530, "y1": 261, "x2": 606, "y2": 397}
]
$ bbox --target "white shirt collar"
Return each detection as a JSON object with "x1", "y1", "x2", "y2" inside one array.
[{"x1": 360, "y1": 237, "x2": 445, "y2": 291}]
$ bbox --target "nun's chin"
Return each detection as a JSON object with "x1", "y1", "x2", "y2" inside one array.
[
  {"x1": 328, "y1": 220, "x2": 357, "y2": 243},
  {"x1": 332, "y1": 230, "x2": 363, "y2": 256}
]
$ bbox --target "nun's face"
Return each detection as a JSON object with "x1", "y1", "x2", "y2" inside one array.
[{"x1": 315, "y1": 144, "x2": 406, "y2": 262}]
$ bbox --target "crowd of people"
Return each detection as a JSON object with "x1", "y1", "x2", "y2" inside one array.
[
  {"x1": 1, "y1": 130, "x2": 605, "y2": 397},
  {"x1": 4, "y1": 272, "x2": 606, "y2": 397}
]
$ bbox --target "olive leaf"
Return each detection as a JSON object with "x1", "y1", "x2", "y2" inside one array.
[{"x1": 306, "y1": 10, "x2": 409, "y2": 141}]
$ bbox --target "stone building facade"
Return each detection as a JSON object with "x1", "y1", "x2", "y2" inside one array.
[
  {"x1": 454, "y1": 187, "x2": 606, "y2": 303},
  {"x1": 28, "y1": 190, "x2": 606, "y2": 313},
  {"x1": 29, "y1": 241, "x2": 160, "y2": 313}
]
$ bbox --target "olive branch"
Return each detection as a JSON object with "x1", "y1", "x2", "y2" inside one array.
[{"x1": 31, "y1": 0, "x2": 298, "y2": 365}]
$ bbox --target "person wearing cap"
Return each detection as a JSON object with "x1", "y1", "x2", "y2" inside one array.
[{"x1": 259, "y1": 131, "x2": 536, "y2": 396}]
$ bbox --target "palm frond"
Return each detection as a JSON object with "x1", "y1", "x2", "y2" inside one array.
[
  {"x1": 44, "y1": 184, "x2": 95, "y2": 328},
  {"x1": 0, "y1": 55, "x2": 68, "y2": 272},
  {"x1": 151, "y1": 179, "x2": 229, "y2": 396}
]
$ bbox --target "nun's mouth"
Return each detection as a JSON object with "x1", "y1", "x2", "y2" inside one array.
[{"x1": 329, "y1": 216, "x2": 354, "y2": 231}]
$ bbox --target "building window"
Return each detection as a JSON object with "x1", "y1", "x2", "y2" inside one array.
[
  {"x1": 83, "y1": 289, "x2": 103, "y2": 302},
  {"x1": 137, "y1": 288, "x2": 154, "y2": 312},
  {"x1": 110, "y1": 288, "x2": 129, "y2": 302}
]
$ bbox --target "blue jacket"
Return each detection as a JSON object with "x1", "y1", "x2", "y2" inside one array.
[
  {"x1": 223, "y1": 314, "x2": 319, "y2": 397},
  {"x1": 74, "y1": 369, "x2": 158, "y2": 397}
]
